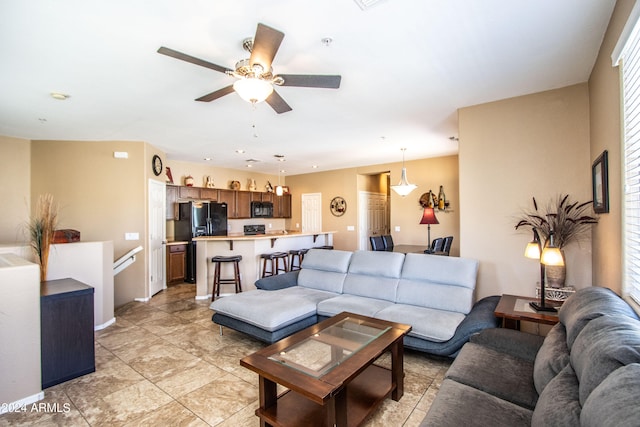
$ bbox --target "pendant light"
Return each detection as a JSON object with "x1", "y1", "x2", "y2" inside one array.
[
  {"x1": 391, "y1": 148, "x2": 417, "y2": 196},
  {"x1": 275, "y1": 168, "x2": 284, "y2": 196}
]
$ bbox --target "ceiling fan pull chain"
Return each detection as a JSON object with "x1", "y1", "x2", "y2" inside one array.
[{"x1": 251, "y1": 103, "x2": 259, "y2": 138}]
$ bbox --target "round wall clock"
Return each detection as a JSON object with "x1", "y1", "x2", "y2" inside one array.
[
  {"x1": 152, "y1": 155, "x2": 163, "y2": 176},
  {"x1": 330, "y1": 196, "x2": 347, "y2": 216}
]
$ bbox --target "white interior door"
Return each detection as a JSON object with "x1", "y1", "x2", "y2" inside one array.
[
  {"x1": 358, "y1": 191, "x2": 388, "y2": 250},
  {"x1": 301, "y1": 193, "x2": 322, "y2": 233},
  {"x1": 148, "y1": 179, "x2": 166, "y2": 296}
]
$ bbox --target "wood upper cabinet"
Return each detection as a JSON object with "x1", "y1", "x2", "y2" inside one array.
[
  {"x1": 179, "y1": 186, "x2": 200, "y2": 199},
  {"x1": 199, "y1": 188, "x2": 218, "y2": 201},
  {"x1": 218, "y1": 189, "x2": 251, "y2": 219},
  {"x1": 166, "y1": 185, "x2": 179, "y2": 220},
  {"x1": 261, "y1": 192, "x2": 274, "y2": 203},
  {"x1": 273, "y1": 194, "x2": 292, "y2": 218},
  {"x1": 236, "y1": 191, "x2": 252, "y2": 218}
]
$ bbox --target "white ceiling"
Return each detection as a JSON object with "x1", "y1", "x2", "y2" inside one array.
[{"x1": 0, "y1": 0, "x2": 616, "y2": 176}]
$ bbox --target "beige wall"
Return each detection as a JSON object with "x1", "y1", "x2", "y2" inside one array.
[
  {"x1": 286, "y1": 155, "x2": 459, "y2": 253},
  {"x1": 30, "y1": 140, "x2": 153, "y2": 307},
  {"x1": 588, "y1": 0, "x2": 635, "y2": 295},
  {"x1": 459, "y1": 84, "x2": 592, "y2": 299},
  {"x1": 0, "y1": 136, "x2": 31, "y2": 243}
]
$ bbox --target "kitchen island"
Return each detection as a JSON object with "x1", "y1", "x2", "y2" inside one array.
[{"x1": 192, "y1": 231, "x2": 335, "y2": 299}]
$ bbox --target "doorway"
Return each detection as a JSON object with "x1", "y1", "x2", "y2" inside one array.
[
  {"x1": 148, "y1": 179, "x2": 166, "y2": 297},
  {"x1": 358, "y1": 191, "x2": 389, "y2": 250}
]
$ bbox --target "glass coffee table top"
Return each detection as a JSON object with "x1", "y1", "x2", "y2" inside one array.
[{"x1": 267, "y1": 316, "x2": 390, "y2": 378}]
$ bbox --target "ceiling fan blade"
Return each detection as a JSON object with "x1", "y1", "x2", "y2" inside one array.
[
  {"x1": 278, "y1": 74, "x2": 342, "y2": 89},
  {"x1": 158, "y1": 46, "x2": 232, "y2": 74},
  {"x1": 250, "y1": 23, "x2": 284, "y2": 71},
  {"x1": 265, "y1": 90, "x2": 292, "y2": 114},
  {"x1": 195, "y1": 85, "x2": 235, "y2": 102}
]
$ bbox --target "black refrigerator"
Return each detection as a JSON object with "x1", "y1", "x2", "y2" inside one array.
[{"x1": 175, "y1": 201, "x2": 228, "y2": 283}]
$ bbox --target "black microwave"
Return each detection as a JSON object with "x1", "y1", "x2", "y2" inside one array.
[{"x1": 251, "y1": 201, "x2": 273, "y2": 218}]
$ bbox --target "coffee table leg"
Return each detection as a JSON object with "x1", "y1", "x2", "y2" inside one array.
[
  {"x1": 259, "y1": 375, "x2": 277, "y2": 427},
  {"x1": 329, "y1": 388, "x2": 348, "y2": 427},
  {"x1": 391, "y1": 338, "x2": 404, "y2": 401}
]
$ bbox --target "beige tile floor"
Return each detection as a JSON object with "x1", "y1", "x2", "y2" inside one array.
[{"x1": 0, "y1": 283, "x2": 451, "y2": 426}]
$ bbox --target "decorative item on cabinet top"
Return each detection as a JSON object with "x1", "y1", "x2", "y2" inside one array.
[
  {"x1": 184, "y1": 175, "x2": 194, "y2": 187},
  {"x1": 230, "y1": 180, "x2": 241, "y2": 190},
  {"x1": 205, "y1": 176, "x2": 215, "y2": 188}
]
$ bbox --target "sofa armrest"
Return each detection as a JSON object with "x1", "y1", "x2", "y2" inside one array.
[
  {"x1": 453, "y1": 295, "x2": 501, "y2": 339},
  {"x1": 254, "y1": 271, "x2": 300, "y2": 290},
  {"x1": 470, "y1": 328, "x2": 545, "y2": 362}
]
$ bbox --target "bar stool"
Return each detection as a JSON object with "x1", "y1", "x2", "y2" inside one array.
[
  {"x1": 260, "y1": 252, "x2": 288, "y2": 278},
  {"x1": 211, "y1": 255, "x2": 242, "y2": 301},
  {"x1": 288, "y1": 248, "x2": 309, "y2": 271}
]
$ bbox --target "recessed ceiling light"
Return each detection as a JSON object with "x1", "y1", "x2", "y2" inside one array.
[
  {"x1": 204, "y1": 157, "x2": 212, "y2": 161},
  {"x1": 236, "y1": 149, "x2": 245, "y2": 154},
  {"x1": 312, "y1": 165, "x2": 318, "y2": 169},
  {"x1": 38, "y1": 118, "x2": 47, "y2": 123},
  {"x1": 321, "y1": 37, "x2": 333, "y2": 47},
  {"x1": 274, "y1": 154, "x2": 286, "y2": 161},
  {"x1": 50, "y1": 92, "x2": 70, "y2": 100}
]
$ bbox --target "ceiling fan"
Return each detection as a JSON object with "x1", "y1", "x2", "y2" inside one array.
[{"x1": 158, "y1": 23, "x2": 342, "y2": 114}]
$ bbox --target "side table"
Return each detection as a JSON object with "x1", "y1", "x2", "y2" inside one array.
[
  {"x1": 494, "y1": 294, "x2": 560, "y2": 330},
  {"x1": 41, "y1": 278, "x2": 95, "y2": 388}
]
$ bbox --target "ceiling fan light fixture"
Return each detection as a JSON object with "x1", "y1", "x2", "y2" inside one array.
[{"x1": 233, "y1": 77, "x2": 273, "y2": 104}]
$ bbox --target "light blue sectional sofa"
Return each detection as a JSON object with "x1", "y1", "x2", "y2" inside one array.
[
  {"x1": 210, "y1": 248, "x2": 500, "y2": 357},
  {"x1": 421, "y1": 286, "x2": 640, "y2": 426}
]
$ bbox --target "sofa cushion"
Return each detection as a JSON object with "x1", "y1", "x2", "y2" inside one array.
[
  {"x1": 471, "y1": 328, "x2": 545, "y2": 363},
  {"x1": 341, "y1": 250, "x2": 404, "y2": 301},
  {"x1": 533, "y1": 323, "x2": 570, "y2": 394},
  {"x1": 570, "y1": 314, "x2": 640, "y2": 405},
  {"x1": 297, "y1": 249, "x2": 352, "y2": 293},
  {"x1": 375, "y1": 304, "x2": 465, "y2": 342},
  {"x1": 581, "y1": 363, "x2": 640, "y2": 427},
  {"x1": 316, "y1": 294, "x2": 394, "y2": 318},
  {"x1": 531, "y1": 364, "x2": 580, "y2": 427},
  {"x1": 420, "y1": 379, "x2": 533, "y2": 427},
  {"x1": 445, "y1": 342, "x2": 538, "y2": 409},
  {"x1": 397, "y1": 253, "x2": 478, "y2": 314},
  {"x1": 559, "y1": 286, "x2": 639, "y2": 349},
  {"x1": 210, "y1": 287, "x2": 336, "y2": 332}
]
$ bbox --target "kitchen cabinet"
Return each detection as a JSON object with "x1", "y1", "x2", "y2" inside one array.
[
  {"x1": 166, "y1": 185, "x2": 178, "y2": 220},
  {"x1": 273, "y1": 194, "x2": 292, "y2": 218},
  {"x1": 41, "y1": 278, "x2": 95, "y2": 388},
  {"x1": 200, "y1": 188, "x2": 218, "y2": 201},
  {"x1": 179, "y1": 186, "x2": 200, "y2": 199},
  {"x1": 167, "y1": 244, "x2": 186, "y2": 284},
  {"x1": 261, "y1": 192, "x2": 274, "y2": 203},
  {"x1": 219, "y1": 189, "x2": 252, "y2": 218}
]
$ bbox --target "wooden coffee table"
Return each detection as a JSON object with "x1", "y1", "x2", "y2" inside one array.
[{"x1": 240, "y1": 312, "x2": 412, "y2": 427}]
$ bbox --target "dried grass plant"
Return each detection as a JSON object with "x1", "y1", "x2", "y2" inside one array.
[
  {"x1": 514, "y1": 194, "x2": 598, "y2": 248},
  {"x1": 29, "y1": 194, "x2": 58, "y2": 281}
]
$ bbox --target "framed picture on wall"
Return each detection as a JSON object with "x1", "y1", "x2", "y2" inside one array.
[{"x1": 592, "y1": 150, "x2": 609, "y2": 213}]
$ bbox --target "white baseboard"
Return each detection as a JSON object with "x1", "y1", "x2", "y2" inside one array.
[
  {"x1": 0, "y1": 391, "x2": 44, "y2": 414},
  {"x1": 94, "y1": 317, "x2": 116, "y2": 331}
]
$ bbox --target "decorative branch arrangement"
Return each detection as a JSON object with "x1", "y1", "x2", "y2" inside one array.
[
  {"x1": 29, "y1": 193, "x2": 58, "y2": 281},
  {"x1": 514, "y1": 194, "x2": 598, "y2": 249}
]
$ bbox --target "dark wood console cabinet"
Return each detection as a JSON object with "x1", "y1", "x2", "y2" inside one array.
[{"x1": 40, "y1": 278, "x2": 95, "y2": 388}]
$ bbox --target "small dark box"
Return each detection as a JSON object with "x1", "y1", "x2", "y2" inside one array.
[{"x1": 52, "y1": 229, "x2": 81, "y2": 244}]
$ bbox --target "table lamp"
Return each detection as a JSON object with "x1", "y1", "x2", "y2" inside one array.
[
  {"x1": 420, "y1": 207, "x2": 439, "y2": 249},
  {"x1": 525, "y1": 229, "x2": 564, "y2": 312}
]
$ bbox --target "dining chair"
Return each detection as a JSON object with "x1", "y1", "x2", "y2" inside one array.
[
  {"x1": 441, "y1": 236, "x2": 454, "y2": 255},
  {"x1": 369, "y1": 236, "x2": 385, "y2": 251},
  {"x1": 426, "y1": 237, "x2": 444, "y2": 254},
  {"x1": 381, "y1": 235, "x2": 394, "y2": 251}
]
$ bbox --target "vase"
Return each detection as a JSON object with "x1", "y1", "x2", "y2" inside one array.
[{"x1": 545, "y1": 249, "x2": 566, "y2": 288}]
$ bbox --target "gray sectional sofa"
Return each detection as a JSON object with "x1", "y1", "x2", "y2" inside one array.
[
  {"x1": 421, "y1": 286, "x2": 640, "y2": 426},
  {"x1": 210, "y1": 248, "x2": 500, "y2": 357}
]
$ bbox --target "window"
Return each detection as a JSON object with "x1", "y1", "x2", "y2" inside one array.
[{"x1": 615, "y1": 2, "x2": 640, "y2": 305}]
